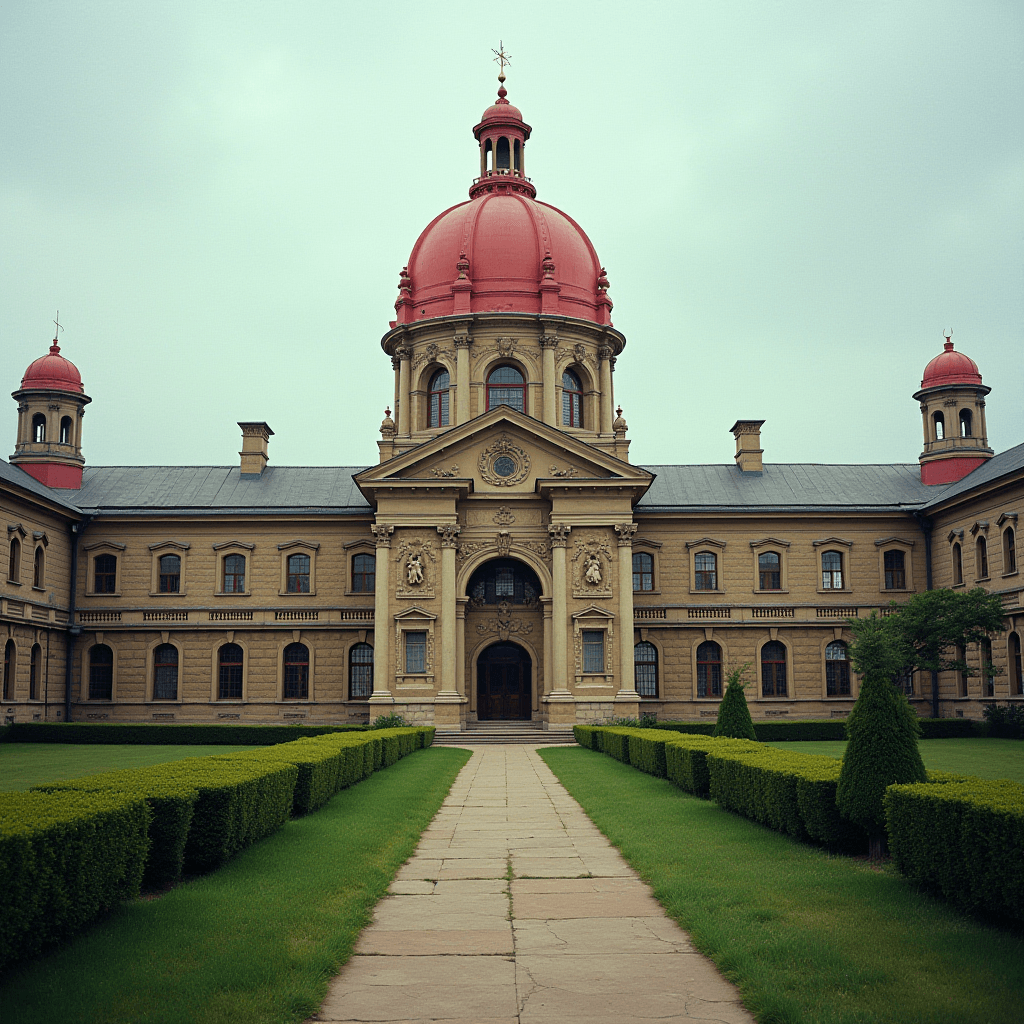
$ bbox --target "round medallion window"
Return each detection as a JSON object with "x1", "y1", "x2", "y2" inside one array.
[{"x1": 493, "y1": 455, "x2": 516, "y2": 478}]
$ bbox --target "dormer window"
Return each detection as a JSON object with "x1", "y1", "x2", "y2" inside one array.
[
  {"x1": 487, "y1": 365, "x2": 525, "y2": 413},
  {"x1": 429, "y1": 369, "x2": 450, "y2": 428}
]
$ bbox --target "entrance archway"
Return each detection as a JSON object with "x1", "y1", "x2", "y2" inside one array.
[{"x1": 477, "y1": 642, "x2": 532, "y2": 721}]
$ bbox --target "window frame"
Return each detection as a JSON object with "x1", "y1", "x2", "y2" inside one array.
[
  {"x1": 148, "y1": 541, "x2": 190, "y2": 597},
  {"x1": 632, "y1": 551, "x2": 654, "y2": 593},
  {"x1": 213, "y1": 541, "x2": 255, "y2": 597},
  {"x1": 351, "y1": 552, "x2": 376, "y2": 594},
  {"x1": 581, "y1": 630, "x2": 605, "y2": 674},
  {"x1": 686, "y1": 538, "x2": 724, "y2": 595},
  {"x1": 32, "y1": 544, "x2": 45, "y2": 590},
  {"x1": 814, "y1": 538, "x2": 853, "y2": 594},
  {"x1": 561, "y1": 367, "x2": 584, "y2": 428},
  {"x1": 486, "y1": 364, "x2": 526, "y2": 414},
  {"x1": 824, "y1": 639, "x2": 852, "y2": 698},
  {"x1": 84, "y1": 541, "x2": 125, "y2": 597},
  {"x1": 278, "y1": 540, "x2": 319, "y2": 596},
  {"x1": 84, "y1": 641, "x2": 115, "y2": 701},
  {"x1": 2, "y1": 639, "x2": 15, "y2": 700},
  {"x1": 348, "y1": 641, "x2": 374, "y2": 700},
  {"x1": 7, "y1": 534, "x2": 21, "y2": 584},
  {"x1": 151, "y1": 641, "x2": 180, "y2": 702},
  {"x1": 428, "y1": 367, "x2": 451, "y2": 429},
  {"x1": 750, "y1": 538, "x2": 789, "y2": 594},
  {"x1": 405, "y1": 630, "x2": 428, "y2": 674},
  {"x1": 281, "y1": 641, "x2": 311, "y2": 701},
  {"x1": 947, "y1": 531, "x2": 965, "y2": 587},
  {"x1": 29, "y1": 643, "x2": 41, "y2": 701},
  {"x1": 1009, "y1": 631, "x2": 1023, "y2": 696},
  {"x1": 213, "y1": 641, "x2": 247, "y2": 702},
  {"x1": 695, "y1": 639, "x2": 724, "y2": 699},
  {"x1": 875, "y1": 538, "x2": 915, "y2": 593},
  {"x1": 634, "y1": 640, "x2": 659, "y2": 698},
  {"x1": 1001, "y1": 520, "x2": 1017, "y2": 576},
  {"x1": 395, "y1": 609, "x2": 436, "y2": 685},
  {"x1": 758, "y1": 638, "x2": 789, "y2": 698}
]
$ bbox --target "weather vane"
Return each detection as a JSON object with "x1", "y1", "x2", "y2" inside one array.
[{"x1": 492, "y1": 41, "x2": 511, "y2": 77}]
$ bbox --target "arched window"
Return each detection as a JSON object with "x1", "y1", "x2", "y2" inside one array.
[
  {"x1": 982, "y1": 638, "x2": 995, "y2": 697},
  {"x1": 694, "y1": 552, "x2": 717, "y2": 591},
  {"x1": 287, "y1": 553, "x2": 310, "y2": 593},
  {"x1": 632, "y1": 552, "x2": 654, "y2": 592},
  {"x1": 32, "y1": 413, "x2": 46, "y2": 443},
  {"x1": 349, "y1": 643, "x2": 374, "y2": 699},
  {"x1": 1010, "y1": 633, "x2": 1023, "y2": 695},
  {"x1": 960, "y1": 409, "x2": 973, "y2": 437},
  {"x1": 153, "y1": 644, "x2": 178, "y2": 700},
  {"x1": 484, "y1": 138, "x2": 493, "y2": 172},
  {"x1": 8, "y1": 537, "x2": 20, "y2": 583},
  {"x1": 218, "y1": 643, "x2": 243, "y2": 700},
  {"x1": 223, "y1": 554, "x2": 245, "y2": 593},
  {"x1": 352, "y1": 553, "x2": 375, "y2": 593},
  {"x1": 59, "y1": 416, "x2": 73, "y2": 445},
  {"x1": 952, "y1": 542, "x2": 963, "y2": 585},
  {"x1": 955, "y1": 645, "x2": 968, "y2": 697},
  {"x1": 429, "y1": 369, "x2": 450, "y2": 428},
  {"x1": 696, "y1": 640, "x2": 723, "y2": 698},
  {"x1": 933, "y1": 411, "x2": 945, "y2": 441},
  {"x1": 884, "y1": 549, "x2": 906, "y2": 590},
  {"x1": 486, "y1": 365, "x2": 525, "y2": 413},
  {"x1": 1005, "y1": 526, "x2": 1017, "y2": 575},
  {"x1": 159, "y1": 554, "x2": 181, "y2": 593},
  {"x1": 3, "y1": 640, "x2": 13, "y2": 700},
  {"x1": 821, "y1": 551, "x2": 843, "y2": 589},
  {"x1": 513, "y1": 138, "x2": 521, "y2": 172},
  {"x1": 496, "y1": 135, "x2": 510, "y2": 170},
  {"x1": 89, "y1": 644, "x2": 113, "y2": 700},
  {"x1": 825, "y1": 641, "x2": 850, "y2": 696},
  {"x1": 33, "y1": 546, "x2": 44, "y2": 588},
  {"x1": 468, "y1": 558, "x2": 541, "y2": 606},
  {"x1": 761, "y1": 640, "x2": 787, "y2": 697},
  {"x1": 283, "y1": 643, "x2": 309, "y2": 700},
  {"x1": 758, "y1": 551, "x2": 781, "y2": 590},
  {"x1": 562, "y1": 369, "x2": 583, "y2": 427},
  {"x1": 634, "y1": 641, "x2": 658, "y2": 697},
  {"x1": 29, "y1": 643, "x2": 41, "y2": 700},
  {"x1": 976, "y1": 536, "x2": 989, "y2": 579},
  {"x1": 94, "y1": 553, "x2": 117, "y2": 593}
]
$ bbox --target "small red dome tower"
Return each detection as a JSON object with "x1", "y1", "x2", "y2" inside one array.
[
  {"x1": 10, "y1": 327, "x2": 91, "y2": 488},
  {"x1": 913, "y1": 333, "x2": 992, "y2": 486}
]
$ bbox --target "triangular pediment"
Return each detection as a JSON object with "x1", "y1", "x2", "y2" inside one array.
[{"x1": 355, "y1": 408, "x2": 652, "y2": 502}]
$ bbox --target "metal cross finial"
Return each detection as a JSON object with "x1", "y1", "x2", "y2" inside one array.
[
  {"x1": 492, "y1": 41, "x2": 511, "y2": 77},
  {"x1": 53, "y1": 310, "x2": 64, "y2": 339}
]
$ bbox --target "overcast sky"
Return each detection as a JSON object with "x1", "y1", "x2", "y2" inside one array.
[{"x1": 2, "y1": 1, "x2": 1021, "y2": 473}]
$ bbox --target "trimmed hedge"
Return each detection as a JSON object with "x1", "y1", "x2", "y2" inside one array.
[
  {"x1": 885, "y1": 776, "x2": 1024, "y2": 922},
  {"x1": 646, "y1": 718, "x2": 976, "y2": 741},
  {"x1": 0, "y1": 790, "x2": 150, "y2": 971},
  {"x1": 4, "y1": 721, "x2": 367, "y2": 745}
]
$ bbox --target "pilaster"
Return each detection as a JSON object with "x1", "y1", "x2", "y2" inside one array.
[
  {"x1": 614, "y1": 523, "x2": 640, "y2": 704},
  {"x1": 369, "y1": 522, "x2": 395, "y2": 704}
]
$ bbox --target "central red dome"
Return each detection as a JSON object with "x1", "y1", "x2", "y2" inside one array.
[
  {"x1": 391, "y1": 81, "x2": 613, "y2": 327},
  {"x1": 20, "y1": 341, "x2": 84, "y2": 393},
  {"x1": 921, "y1": 339, "x2": 982, "y2": 388}
]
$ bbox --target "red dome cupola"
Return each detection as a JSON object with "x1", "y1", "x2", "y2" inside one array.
[
  {"x1": 913, "y1": 333, "x2": 992, "y2": 486},
  {"x1": 391, "y1": 72, "x2": 613, "y2": 327},
  {"x1": 21, "y1": 340, "x2": 85, "y2": 393}
]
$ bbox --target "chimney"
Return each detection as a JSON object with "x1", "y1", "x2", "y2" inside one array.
[
  {"x1": 239, "y1": 422, "x2": 274, "y2": 477},
  {"x1": 730, "y1": 420, "x2": 764, "y2": 473}
]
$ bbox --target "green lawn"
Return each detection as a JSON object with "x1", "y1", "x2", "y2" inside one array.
[
  {"x1": 0, "y1": 743, "x2": 261, "y2": 791},
  {"x1": 540, "y1": 746, "x2": 1024, "y2": 1024},
  {"x1": 765, "y1": 736, "x2": 1024, "y2": 783},
  {"x1": 1, "y1": 746, "x2": 471, "y2": 1024}
]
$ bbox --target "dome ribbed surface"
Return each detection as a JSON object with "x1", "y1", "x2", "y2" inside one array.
[
  {"x1": 921, "y1": 341, "x2": 982, "y2": 388},
  {"x1": 21, "y1": 343, "x2": 84, "y2": 393}
]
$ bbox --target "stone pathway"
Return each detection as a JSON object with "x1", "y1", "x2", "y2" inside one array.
[{"x1": 312, "y1": 745, "x2": 754, "y2": 1024}]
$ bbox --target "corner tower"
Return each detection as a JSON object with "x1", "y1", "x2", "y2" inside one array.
[
  {"x1": 381, "y1": 70, "x2": 627, "y2": 459},
  {"x1": 10, "y1": 331, "x2": 91, "y2": 488},
  {"x1": 913, "y1": 333, "x2": 993, "y2": 485}
]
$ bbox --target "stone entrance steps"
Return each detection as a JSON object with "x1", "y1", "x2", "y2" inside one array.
[{"x1": 432, "y1": 721, "x2": 576, "y2": 745}]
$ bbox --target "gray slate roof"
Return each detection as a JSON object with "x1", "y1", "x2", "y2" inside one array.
[
  {"x1": 637, "y1": 463, "x2": 934, "y2": 512},
  {"x1": 0, "y1": 457, "x2": 84, "y2": 514},
  {"x1": 921, "y1": 441, "x2": 1024, "y2": 510},
  {"x1": 72, "y1": 466, "x2": 372, "y2": 515}
]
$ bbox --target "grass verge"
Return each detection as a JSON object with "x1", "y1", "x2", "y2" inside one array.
[
  {"x1": 0, "y1": 743, "x2": 262, "y2": 791},
  {"x1": 765, "y1": 736, "x2": 1024, "y2": 783},
  {"x1": 540, "y1": 746, "x2": 1024, "y2": 1024},
  {"x1": 1, "y1": 746, "x2": 471, "y2": 1024}
]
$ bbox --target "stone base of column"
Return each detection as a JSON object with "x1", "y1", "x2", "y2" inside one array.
[
  {"x1": 368, "y1": 692, "x2": 396, "y2": 705},
  {"x1": 542, "y1": 692, "x2": 577, "y2": 731},
  {"x1": 433, "y1": 694, "x2": 465, "y2": 731},
  {"x1": 613, "y1": 693, "x2": 641, "y2": 718}
]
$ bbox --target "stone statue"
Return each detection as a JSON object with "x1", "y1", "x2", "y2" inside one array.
[
  {"x1": 406, "y1": 554, "x2": 424, "y2": 585},
  {"x1": 583, "y1": 554, "x2": 602, "y2": 585}
]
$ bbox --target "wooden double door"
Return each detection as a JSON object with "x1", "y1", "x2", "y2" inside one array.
[{"x1": 477, "y1": 643, "x2": 532, "y2": 721}]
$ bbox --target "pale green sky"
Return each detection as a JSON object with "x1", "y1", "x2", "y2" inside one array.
[{"x1": 2, "y1": 1, "x2": 1021, "y2": 471}]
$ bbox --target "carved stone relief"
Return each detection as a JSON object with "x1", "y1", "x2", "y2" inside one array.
[
  {"x1": 430, "y1": 465, "x2": 460, "y2": 478},
  {"x1": 395, "y1": 537, "x2": 436, "y2": 598},
  {"x1": 571, "y1": 534, "x2": 613, "y2": 598},
  {"x1": 475, "y1": 599, "x2": 535, "y2": 642},
  {"x1": 412, "y1": 343, "x2": 453, "y2": 370},
  {"x1": 493, "y1": 505, "x2": 515, "y2": 525},
  {"x1": 478, "y1": 433, "x2": 531, "y2": 487}
]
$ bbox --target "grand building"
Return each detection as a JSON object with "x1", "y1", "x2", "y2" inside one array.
[{"x1": 3, "y1": 79, "x2": 1022, "y2": 731}]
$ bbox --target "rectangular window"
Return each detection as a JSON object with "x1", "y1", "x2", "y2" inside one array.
[
  {"x1": 94, "y1": 554, "x2": 117, "y2": 593},
  {"x1": 405, "y1": 631, "x2": 427, "y2": 674},
  {"x1": 287, "y1": 553, "x2": 311, "y2": 593},
  {"x1": 694, "y1": 552, "x2": 717, "y2": 591},
  {"x1": 582, "y1": 630, "x2": 605, "y2": 673},
  {"x1": 883, "y1": 550, "x2": 906, "y2": 590},
  {"x1": 158, "y1": 554, "x2": 181, "y2": 593}
]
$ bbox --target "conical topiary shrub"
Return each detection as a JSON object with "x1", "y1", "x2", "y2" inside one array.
[{"x1": 713, "y1": 666, "x2": 757, "y2": 739}]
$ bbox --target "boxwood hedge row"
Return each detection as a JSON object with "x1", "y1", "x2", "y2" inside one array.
[
  {"x1": 646, "y1": 717, "x2": 975, "y2": 741},
  {"x1": 2, "y1": 721, "x2": 368, "y2": 745},
  {"x1": 0, "y1": 790, "x2": 150, "y2": 971},
  {"x1": 3, "y1": 726, "x2": 434, "y2": 971}
]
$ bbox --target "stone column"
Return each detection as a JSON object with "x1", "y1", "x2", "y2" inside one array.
[
  {"x1": 598, "y1": 346, "x2": 614, "y2": 434},
  {"x1": 541, "y1": 334, "x2": 558, "y2": 426},
  {"x1": 397, "y1": 345, "x2": 411, "y2": 435},
  {"x1": 434, "y1": 524, "x2": 463, "y2": 730},
  {"x1": 614, "y1": 523, "x2": 640, "y2": 707},
  {"x1": 456, "y1": 598, "x2": 468, "y2": 698},
  {"x1": 547, "y1": 524, "x2": 573, "y2": 697},
  {"x1": 541, "y1": 597, "x2": 553, "y2": 698},
  {"x1": 454, "y1": 332, "x2": 472, "y2": 424},
  {"x1": 369, "y1": 523, "x2": 395, "y2": 704}
]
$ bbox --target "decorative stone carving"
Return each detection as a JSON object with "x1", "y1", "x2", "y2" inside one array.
[
  {"x1": 476, "y1": 599, "x2": 534, "y2": 642},
  {"x1": 496, "y1": 530, "x2": 513, "y2": 557},
  {"x1": 391, "y1": 355, "x2": 401, "y2": 371},
  {"x1": 614, "y1": 523, "x2": 638, "y2": 547},
  {"x1": 573, "y1": 343, "x2": 587, "y2": 364},
  {"x1": 431, "y1": 465, "x2": 460, "y2": 478},
  {"x1": 549, "y1": 465, "x2": 578, "y2": 478},
  {"x1": 547, "y1": 524, "x2": 572, "y2": 549},
  {"x1": 493, "y1": 505, "x2": 516, "y2": 525},
  {"x1": 455, "y1": 540, "x2": 487, "y2": 567},
  {"x1": 597, "y1": 345, "x2": 614, "y2": 361},
  {"x1": 539, "y1": 334, "x2": 558, "y2": 349},
  {"x1": 371, "y1": 523, "x2": 395, "y2": 548},
  {"x1": 413, "y1": 343, "x2": 452, "y2": 370},
  {"x1": 556, "y1": 345, "x2": 590, "y2": 367},
  {"x1": 496, "y1": 336, "x2": 517, "y2": 358},
  {"x1": 478, "y1": 432, "x2": 531, "y2": 487},
  {"x1": 453, "y1": 332, "x2": 472, "y2": 349},
  {"x1": 436, "y1": 524, "x2": 461, "y2": 548},
  {"x1": 572, "y1": 534, "x2": 613, "y2": 598},
  {"x1": 395, "y1": 344, "x2": 412, "y2": 361},
  {"x1": 395, "y1": 537, "x2": 435, "y2": 598}
]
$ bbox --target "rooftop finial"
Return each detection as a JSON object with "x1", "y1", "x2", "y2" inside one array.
[
  {"x1": 51, "y1": 310, "x2": 63, "y2": 353},
  {"x1": 944, "y1": 328, "x2": 954, "y2": 351},
  {"x1": 492, "y1": 40, "x2": 511, "y2": 102}
]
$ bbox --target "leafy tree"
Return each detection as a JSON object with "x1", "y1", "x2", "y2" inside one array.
[
  {"x1": 837, "y1": 614, "x2": 926, "y2": 856},
  {"x1": 713, "y1": 665, "x2": 756, "y2": 740}
]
